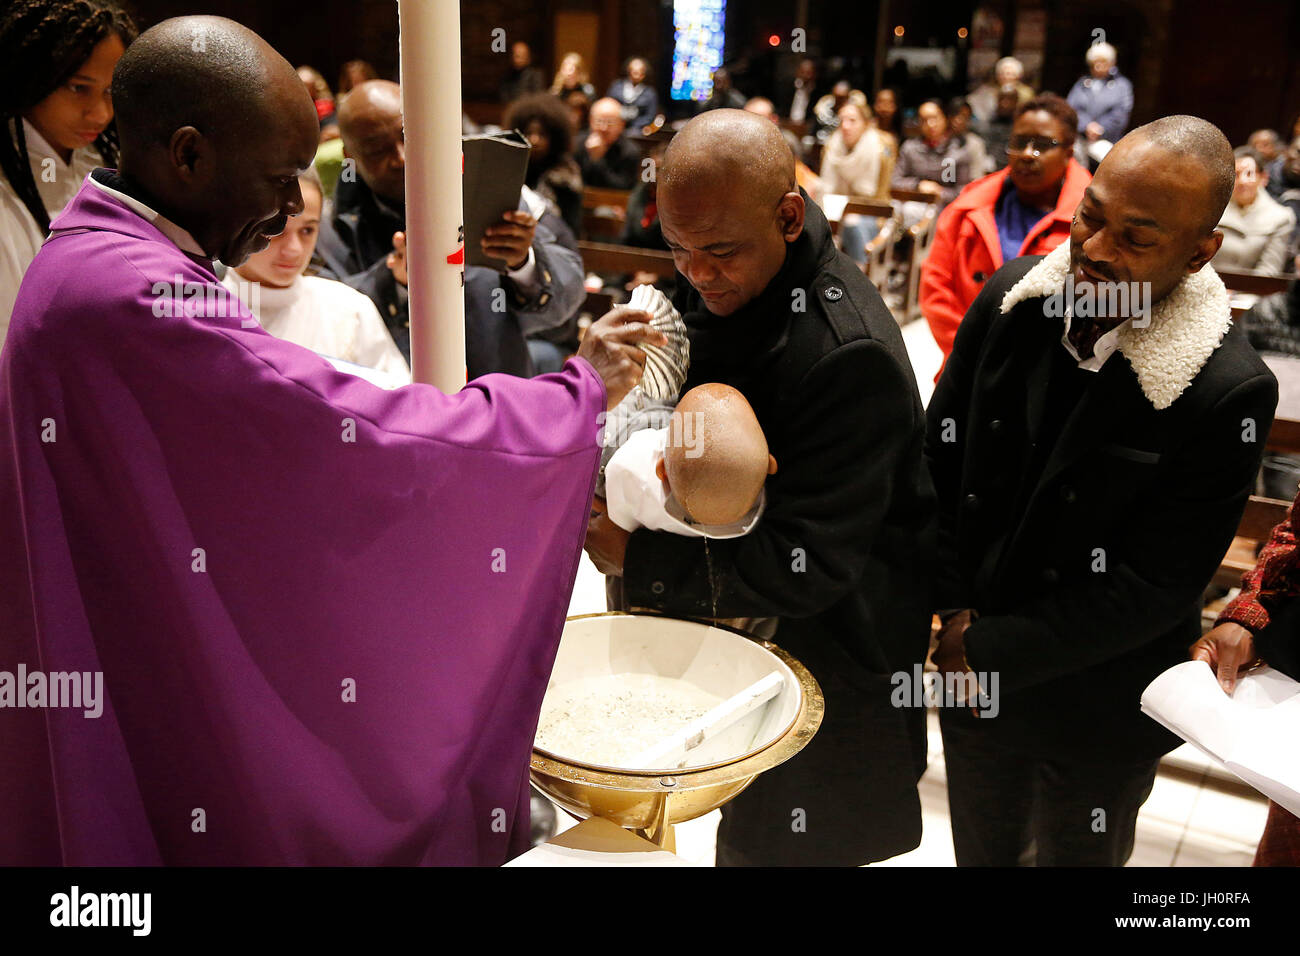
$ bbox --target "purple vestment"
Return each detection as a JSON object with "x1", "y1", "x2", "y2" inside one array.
[{"x1": 0, "y1": 180, "x2": 605, "y2": 865}]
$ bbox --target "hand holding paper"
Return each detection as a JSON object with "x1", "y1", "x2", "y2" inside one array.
[{"x1": 1141, "y1": 661, "x2": 1300, "y2": 816}]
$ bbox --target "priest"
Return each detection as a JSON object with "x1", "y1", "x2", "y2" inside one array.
[{"x1": 0, "y1": 16, "x2": 662, "y2": 866}]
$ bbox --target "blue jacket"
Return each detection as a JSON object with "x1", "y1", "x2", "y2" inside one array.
[
  {"x1": 606, "y1": 79, "x2": 658, "y2": 131},
  {"x1": 1067, "y1": 69, "x2": 1134, "y2": 144}
]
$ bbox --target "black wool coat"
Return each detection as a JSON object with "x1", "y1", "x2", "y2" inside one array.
[
  {"x1": 617, "y1": 195, "x2": 938, "y2": 865},
  {"x1": 926, "y1": 253, "x2": 1278, "y2": 761}
]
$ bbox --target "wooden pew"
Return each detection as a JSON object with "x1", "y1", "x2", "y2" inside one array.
[
  {"x1": 1216, "y1": 268, "x2": 1292, "y2": 298},
  {"x1": 580, "y1": 187, "x2": 633, "y2": 241},
  {"x1": 582, "y1": 187, "x2": 633, "y2": 211},
  {"x1": 1220, "y1": 268, "x2": 1291, "y2": 321},
  {"x1": 1267, "y1": 416, "x2": 1300, "y2": 454},
  {"x1": 577, "y1": 240, "x2": 676, "y2": 281},
  {"x1": 1213, "y1": 494, "x2": 1292, "y2": 591},
  {"x1": 889, "y1": 188, "x2": 943, "y2": 322},
  {"x1": 823, "y1": 195, "x2": 895, "y2": 237},
  {"x1": 822, "y1": 194, "x2": 898, "y2": 297},
  {"x1": 1209, "y1": 415, "x2": 1300, "y2": 594}
]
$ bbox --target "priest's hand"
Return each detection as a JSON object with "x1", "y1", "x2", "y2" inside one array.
[
  {"x1": 1191, "y1": 623, "x2": 1262, "y2": 695},
  {"x1": 577, "y1": 308, "x2": 666, "y2": 410},
  {"x1": 387, "y1": 231, "x2": 408, "y2": 286},
  {"x1": 585, "y1": 509, "x2": 630, "y2": 576},
  {"x1": 482, "y1": 211, "x2": 536, "y2": 270}
]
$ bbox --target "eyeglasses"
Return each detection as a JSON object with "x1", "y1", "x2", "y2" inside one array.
[{"x1": 1007, "y1": 135, "x2": 1065, "y2": 157}]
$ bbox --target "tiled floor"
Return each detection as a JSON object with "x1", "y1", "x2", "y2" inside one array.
[{"x1": 546, "y1": 317, "x2": 1273, "y2": 866}]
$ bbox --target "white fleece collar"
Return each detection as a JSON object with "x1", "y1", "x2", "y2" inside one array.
[{"x1": 999, "y1": 242, "x2": 1232, "y2": 410}]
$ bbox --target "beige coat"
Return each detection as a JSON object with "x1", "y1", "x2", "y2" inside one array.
[
  {"x1": 1214, "y1": 188, "x2": 1296, "y2": 274},
  {"x1": 820, "y1": 126, "x2": 890, "y2": 201}
]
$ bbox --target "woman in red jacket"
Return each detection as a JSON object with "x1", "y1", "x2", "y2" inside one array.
[{"x1": 921, "y1": 94, "x2": 1091, "y2": 375}]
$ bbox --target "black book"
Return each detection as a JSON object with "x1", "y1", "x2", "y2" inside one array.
[{"x1": 462, "y1": 129, "x2": 530, "y2": 272}]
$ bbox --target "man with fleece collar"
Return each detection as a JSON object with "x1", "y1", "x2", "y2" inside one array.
[{"x1": 926, "y1": 115, "x2": 1278, "y2": 866}]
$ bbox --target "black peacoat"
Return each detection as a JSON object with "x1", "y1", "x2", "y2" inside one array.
[
  {"x1": 926, "y1": 251, "x2": 1279, "y2": 762},
  {"x1": 616, "y1": 194, "x2": 938, "y2": 866}
]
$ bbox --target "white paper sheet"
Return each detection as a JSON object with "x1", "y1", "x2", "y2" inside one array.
[{"x1": 1141, "y1": 661, "x2": 1300, "y2": 815}]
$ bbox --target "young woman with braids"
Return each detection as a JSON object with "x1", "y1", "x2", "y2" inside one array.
[{"x1": 0, "y1": 0, "x2": 135, "y2": 346}]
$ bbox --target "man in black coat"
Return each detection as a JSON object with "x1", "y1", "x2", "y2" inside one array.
[
  {"x1": 926, "y1": 116, "x2": 1279, "y2": 866},
  {"x1": 584, "y1": 110, "x2": 937, "y2": 866}
]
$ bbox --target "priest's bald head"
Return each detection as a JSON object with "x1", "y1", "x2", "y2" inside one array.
[
  {"x1": 658, "y1": 109, "x2": 804, "y2": 317},
  {"x1": 110, "y1": 16, "x2": 319, "y2": 266}
]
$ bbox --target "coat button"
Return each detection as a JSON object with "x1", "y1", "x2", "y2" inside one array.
[
  {"x1": 824, "y1": 286, "x2": 843, "y2": 301},
  {"x1": 1042, "y1": 568, "x2": 1060, "y2": 585},
  {"x1": 651, "y1": 581, "x2": 665, "y2": 595},
  {"x1": 539, "y1": 292, "x2": 550, "y2": 306},
  {"x1": 964, "y1": 493, "x2": 980, "y2": 511},
  {"x1": 989, "y1": 419, "x2": 1003, "y2": 433},
  {"x1": 974, "y1": 271, "x2": 986, "y2": 283},
  {"x1": 1060, "y1": 485, "x2": 1077, "y2": 504}
]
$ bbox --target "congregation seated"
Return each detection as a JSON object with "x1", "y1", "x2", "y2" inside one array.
[
  {"x1": 872, "y1": 87, "x2": 902, "y2": 144},
  {"x1": 948, "y1": 97, "x2": 992, "y2": 178},
  {"x1": 606, "y1": 56, "x2": 657, "y2": 132},
  {"x1": 819, "y1": 92, "x2": 892, "y2": 264},
  {"x1": 499, "y1": 40, "x2": 544, "y2": 104},
  {"x1": 892, "y1": 98, "x2": 973, "y2": 208},
  {"x1": 773, "y1": 57, "x2": 822, "y2": 130},
  {"x1": 1239, "y1": 255, "x2": 1300, "y2": 356},
  {"x1": 920, "y1": 93, "x2": 1090, "y2": 368},
  {"x1": 1066, "y1": 41, "x2": 1133, "y2": 166},
  {"x1": 296, "y1": 65, "x2": 338, "y2": 142},
  {"x1": 1264, "y1": 136, "x2": 1300, "y2": 264},
  {"x1": 1251, "y1": 128, "x2": 1285, "y2": 175},
  {"x1": 819, "y1": 92, "x2": 890, "y2": 202},
  {"x1": 315, "y1": 79, "x2": 585, "y2": 379},
  {"x1": 549, "y1": 51, "x2": 595, "y2": 101},
  {"x1": 972, "y1": 85, "x2": 1021, "y2": 174},
  {"x1": 811, "y1": 79, "x2": 854, "y2": 144},
  {"x1": 574, "y1": 97, "x2": 640, "y2": 190},
  {"x1": 967, "y1": 56, "x2": 1034, "y2": 124},
  {"x1": 695, "y1": 68, "x2": 747, "y2": 113},
  {"x1": 506, "y1": 93, "x2": 584, "y2": 236},
  {"x1": 1213, "y1": 146, "x2": 1296, "y2": 275}
]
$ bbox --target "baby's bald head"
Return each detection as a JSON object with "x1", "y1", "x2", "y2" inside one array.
[{"x1": 662, "y1": 384, "x2": 776, "y2": 526}]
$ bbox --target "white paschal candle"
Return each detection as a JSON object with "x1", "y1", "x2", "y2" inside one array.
[{"x1": 398, "y1": 0, "x2": 466, "y2": 390}]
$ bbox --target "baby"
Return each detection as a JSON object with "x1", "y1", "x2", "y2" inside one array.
[{"x1": 601, "y1": 383, "x2": 777, "y2": 538}]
